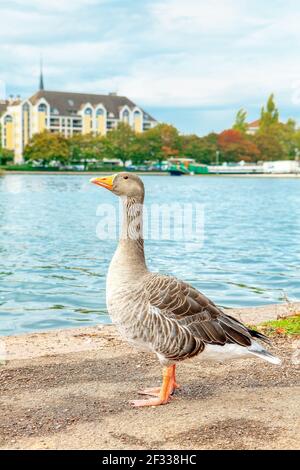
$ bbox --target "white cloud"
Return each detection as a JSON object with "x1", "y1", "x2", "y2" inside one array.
[
  {"x1": 151, "y1": 0, "x2": 243, "y2": 34},
  {"x1": 1, "y1": 0, "x2": 300, "y2": 132},
  {"x1": 11, "y1": 0, "x2": 106, "y2": 12}
]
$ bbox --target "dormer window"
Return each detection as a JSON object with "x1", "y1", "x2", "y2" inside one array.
[
  {"x1": 68, "y1": 99, "x2": 74, "y2": 106},
  {"x1": 4, "y1": 115, "x2": 13, "y2": 123},
  {"x1": 38, "y1": 103, "x2": 47, "y2": 112},
  {"x1": 84, "y1": 108, "x2": 93, "y2": 116},
  {"x1": 96, "y1": 108, "x2": 104, "y2": 116}
]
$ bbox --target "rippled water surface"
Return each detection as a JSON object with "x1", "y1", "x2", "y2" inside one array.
[{"x1": 1, "y1": 174, "x2": 299, "y2": 335}]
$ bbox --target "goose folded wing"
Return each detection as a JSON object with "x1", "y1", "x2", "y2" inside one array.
[{"x1": 144, "y1": 274, "x2": 253, "y2": 347}]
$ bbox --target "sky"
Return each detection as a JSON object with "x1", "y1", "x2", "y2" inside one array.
[{"x1": 1, "y1": 0, "x2": 300, "y2": 135}]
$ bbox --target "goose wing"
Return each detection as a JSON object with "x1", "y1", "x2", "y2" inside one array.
[{"x1": 143, "y1": 273, "x2": 266, "y2": 361}]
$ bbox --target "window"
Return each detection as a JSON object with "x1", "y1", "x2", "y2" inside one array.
[
  {"x1": 134, "y1": 110, "x2": 141, "y2": 116},
  {"x1": 84, "y1": 108, "x2": 93, "y2": 116},
  {"x1": 73, "y1": 119, "x2": 82, "y2": 128},
  {"x1": 38, "y1": 103, "x2": 47, "y2": 112},
  {"x1": 68, "y1": 99, "x2": 74, "y2": 106},
  {"x1": 107, "y1": 120, "x2": 115, "y2": 130},
  {"x1": 51, "y1": 107, "x2": 59, "y2": 115},
  {"x1": 96, "y1": 108, "x2": 104, "y2": 116},
  {"x1": 122, "y1": 109, "x2": 130, "y2": 123},
  {"x1": 50, "y1": 118, "x2": 59, "y2": 127},
  {"x1": 4, "y1": 115, "x2": 13, "y2": 123}
]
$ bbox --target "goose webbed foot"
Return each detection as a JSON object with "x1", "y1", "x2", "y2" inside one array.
[
  {"x1": 130, "y1": 396, "x2": 171, "y2": 407},
  {"x1": 138, "y1": 386, "x2": 161, "y2": 397},
  {"x1": 131, "y1": 365, "x2": 179, "y2": 407}
]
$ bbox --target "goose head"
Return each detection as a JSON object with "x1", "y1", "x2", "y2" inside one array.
[{"x1": 90, "y1": 172, "x2": 145, "y2": 201}]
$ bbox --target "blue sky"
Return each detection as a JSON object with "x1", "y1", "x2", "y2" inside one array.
[{"x1": 1, "y1": 0, "x2": 300, "y2": 135}]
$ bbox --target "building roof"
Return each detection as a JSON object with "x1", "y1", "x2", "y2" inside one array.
[
  {"x1": 0, "y1": 100, "x2": 8, "y2": 117},
  {"x1": 248, "y1": 119, "x2": 260, "y2": 128},
  {"x1": 29, "y1": 90, "x2": 156, "y2": 121}
]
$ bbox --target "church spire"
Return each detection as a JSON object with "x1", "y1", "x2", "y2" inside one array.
[{"x1": 39, "y1": 56, "x2": 44, "y2": 91}]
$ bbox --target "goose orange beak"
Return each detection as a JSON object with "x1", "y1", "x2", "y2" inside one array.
[{"x1": 90, "y1": 175, "x2": 115, "y2": 190}]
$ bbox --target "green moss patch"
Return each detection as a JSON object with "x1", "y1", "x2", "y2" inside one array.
[{"x1": 255, "y1": 314, "x2": 300, "y2": 337}]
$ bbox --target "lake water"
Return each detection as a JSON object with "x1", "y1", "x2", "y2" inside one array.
[{"x1": 0, "y1": 174, "x2": 299, "y2": 336}]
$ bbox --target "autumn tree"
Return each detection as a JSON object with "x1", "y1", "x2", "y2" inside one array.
[
  {"x1": 142, "y1": 123, "x2": 181, "y2": 167},
  {"x1": 218, "y1": 129, "x2": 260, "y2": 162}
]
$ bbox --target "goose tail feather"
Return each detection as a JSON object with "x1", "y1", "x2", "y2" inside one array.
[{"x1": 248, "y1": 341, "x2": 281, "y2": 365}]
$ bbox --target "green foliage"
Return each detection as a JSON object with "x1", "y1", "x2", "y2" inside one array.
[
  {"x1": 260, "y1": 94, "x2": 279, "y2": 130},
  {"x1": 0, "y1": 148, "x2": 14, "y2": 166},
  {"x1": 102, "y1": 122, "x2": 136, "y2": 165},
  {"x1": 181, "y1": 133, "x2": 219, "y2": 164},
  {"x1": 68, "y1": 133, "x2": 104, "y2": 169},
  {"x1": 254, "y1": 120, "x2": 298, "y2": 161},
  {"x1": 233, "y1": 109, "x2": 248, "y2": 133}
]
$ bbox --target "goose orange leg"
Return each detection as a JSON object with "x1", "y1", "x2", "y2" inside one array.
[
  {"x1": 138, "y1": 365, "x2": 180, "y2": 397},
  {"x1": 131, "y1": 365, "x2": 179, "y2": 407}
]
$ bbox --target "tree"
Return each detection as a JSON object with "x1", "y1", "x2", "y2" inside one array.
[
  {"x1": 253, "y1": 130, "x2": 283, "y2": 161},
  {"x1": 260, "y1": 94, "x2": 279, "y2": 130},
  {"x1": 102, "y1": 122, "x2": 136, "y2": 166},
  {"x1": 129, "y1": 133, "x2": 150, "y2": 165},
  {"x1": 233, "y1": 109, "x2": 248, "y2": 133},
  {"x1": 181, "y1": 133, "x2": 219, "y2": 164},
  {"x1": 69, "y1": 134, "x2": 104, "y2": 169},
  {"x1": 181, "y1": 134, "x2": 203, "y2": 160},
  {"x1": 24, "y1": 131, "x2": 70, "y2": 166},
  {"x1": 218, "y1": 129, "x2": 260, "y2": 162},
  {"x1": 0, "y1": 148, "x2": 14, "y2": 166},
  {"x1": 255, "y1": 118, "x2": 297, "y2": 160},
  {"x1": 142, "y1": 123, "x2": 181, "y2": 167}
]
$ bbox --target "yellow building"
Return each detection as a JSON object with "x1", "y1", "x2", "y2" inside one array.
[{"x1": 0, "y1": 89, "x2": 157, "y2": 163}]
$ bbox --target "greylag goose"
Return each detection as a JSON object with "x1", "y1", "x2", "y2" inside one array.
[{"x1": 91, "y1": 173, "x2": 281, "y2": 407}]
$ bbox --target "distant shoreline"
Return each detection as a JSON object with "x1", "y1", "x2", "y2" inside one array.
[{"x1": 2, "y1": 170, "x2": 300, "y2": 178}]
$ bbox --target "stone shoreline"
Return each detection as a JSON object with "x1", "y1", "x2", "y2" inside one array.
[{"x1": 0, "y1": 302, "x2": 299, "y2": 450}]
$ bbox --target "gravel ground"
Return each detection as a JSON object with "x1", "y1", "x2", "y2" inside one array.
[{"x1": 0, "y1": 304, "x2": 299, "y2": 450}]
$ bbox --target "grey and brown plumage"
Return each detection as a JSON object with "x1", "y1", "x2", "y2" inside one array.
[{"x1": 91, "y1": 173, "x2": 281, "y2": 407}]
